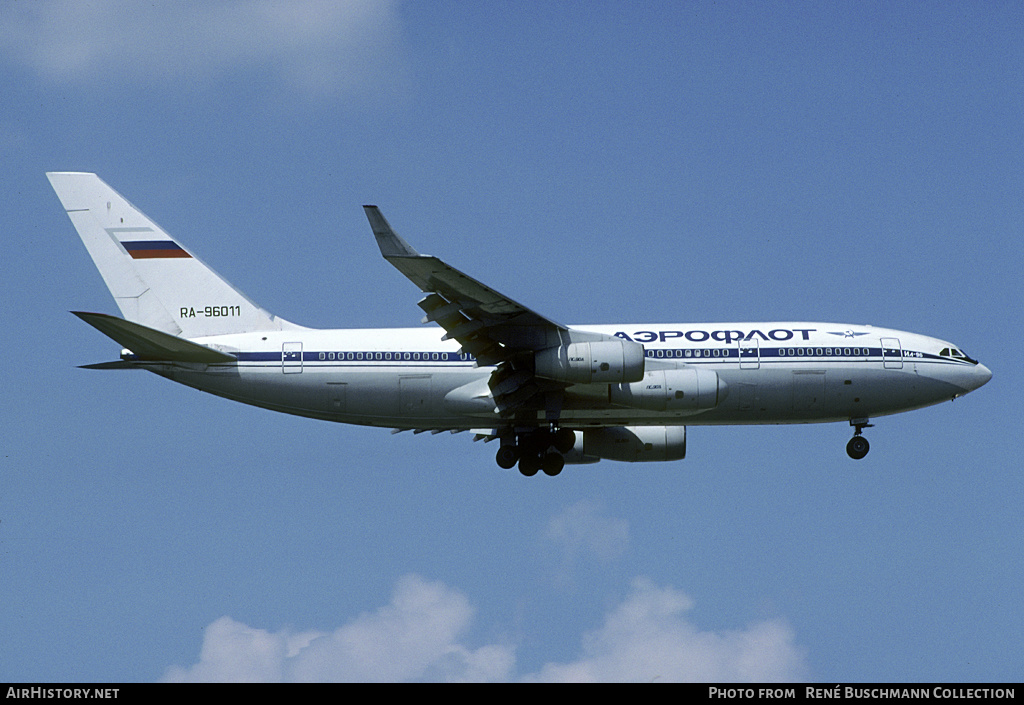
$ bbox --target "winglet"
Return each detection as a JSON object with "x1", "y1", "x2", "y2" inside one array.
[{"x1": 363, "y1": 206, "x2": 421, "y2": 258}]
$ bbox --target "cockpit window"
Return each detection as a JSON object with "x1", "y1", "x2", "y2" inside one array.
[{"x1": 940, "y1": 347, "x2": 978, "y2": 364}]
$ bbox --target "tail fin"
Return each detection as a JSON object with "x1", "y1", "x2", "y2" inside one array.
[{"x1": 47, "y1": 172, "x2": 301, "y2": 337}]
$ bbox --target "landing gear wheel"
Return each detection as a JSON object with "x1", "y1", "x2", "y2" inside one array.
[
  {"x1": 518, "y1": 454, "x2": 541, "y2": 477},
  {"x1": 846, "y1": 435, "x2": 870, "y2": 460},
  {"x1": 496, "y1": 446, "x2": 519, "y2": 469},
  {"x1": 552, "y1": 428, "x2": 576, "y2": 454},
  {"x1": 542, "y1": 452, "x2": 565, "y2": 477}
]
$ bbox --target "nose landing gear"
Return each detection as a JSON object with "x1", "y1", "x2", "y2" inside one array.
[
  {"x1": 846, "y1": 419, "x2": 874, "y2": 460},
  {"x1": 846, "y1": 435, "x2": 870, "y2": 460}
]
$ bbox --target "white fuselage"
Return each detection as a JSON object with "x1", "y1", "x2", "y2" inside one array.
[
  {"x1": 48, "y1": 173, "x2": 992, "y2": 468},
  {"x1": 145, "y1": 321, "x2": 991, "y2": 431}
]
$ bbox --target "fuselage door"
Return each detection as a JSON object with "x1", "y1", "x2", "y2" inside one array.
[
  {"x1": 739, "y1": 338, "x2": 760, "y2": 369},
  {"x1": 881, "y1": 338, "x2": 903, "y2": 369},
  {"x1": 400, "y1": 375, "x2": 432, "y2": 416},
  {"x1": 283, "y1": 342, "x2": 303, "y2": 373}
]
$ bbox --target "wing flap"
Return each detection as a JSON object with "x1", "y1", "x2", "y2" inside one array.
[{"x1": 72, "y1": 311, "x2": 237, "y2": 363}]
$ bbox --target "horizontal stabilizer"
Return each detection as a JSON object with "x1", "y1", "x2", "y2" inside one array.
[
  {"x1": 72, "y1": 311, "x2": 236, "y2": 363},
  {"x1": 79, "y1": 360, "x2": 140, "y2": 370}
]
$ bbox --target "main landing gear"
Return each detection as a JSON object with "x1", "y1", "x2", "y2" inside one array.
[
  {"x1": 846, "y1": 419, "x2": 874, "y2": 460},
  {"x1": 496, "y1": 427, "x2": 576, "y2": 477}
]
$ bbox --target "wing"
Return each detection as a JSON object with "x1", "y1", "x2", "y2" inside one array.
[
  {"x1": 364, "y1": 206, "x2": 569, "y2": 365},
  {"x1": 363, "y1": 207, "x2": 644, "y2": 420}
]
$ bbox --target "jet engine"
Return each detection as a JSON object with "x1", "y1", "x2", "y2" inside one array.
[
  {"x1": 563, "y1": 426, "x2": 687, "y2": 463},
  {"x1": 609, "y1": 368, "x2": 725, "y2": 413},
  {"x1": 535, "y1": 339, "x2": 645, "y2": 384}
]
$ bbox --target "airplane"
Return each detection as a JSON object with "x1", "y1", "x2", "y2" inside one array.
[{"x1": 48, "y1": 172, "x2": 992, "y2": 476}]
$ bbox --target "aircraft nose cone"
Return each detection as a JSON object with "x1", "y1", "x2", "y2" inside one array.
[
  {"x1": 959, "y1": 363, "x2": 992, "y2": 394},
  {"x1": 975, "y1": 363, "x2": 993, "y2": 390}
]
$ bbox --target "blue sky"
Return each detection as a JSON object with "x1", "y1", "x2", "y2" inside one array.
[{"x1": 1, "y1": 1, "x2": 1021, "y2": 682}]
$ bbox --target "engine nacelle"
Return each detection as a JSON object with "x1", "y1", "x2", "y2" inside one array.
[
  {"x1": 563, "y1": 426, "x2": 687, "y2": 463},
  {"x1": 535, "y1": 339, "x2": 645, "y2": 384},
  {"x1": 609, "y1": 368, "x2": 725, "y2": 413}
]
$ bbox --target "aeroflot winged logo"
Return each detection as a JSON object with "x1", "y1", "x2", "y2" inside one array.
[
  {"x1": 615, "y1": 328, "x2": 816, "y2": 344},
  {"x1": 827, "y1": 330, "x2": 871, "y2": 339}
]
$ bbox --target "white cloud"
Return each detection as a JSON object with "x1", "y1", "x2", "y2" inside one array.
[
  {"x1": 162, "y1": 574, "x2": 807, "y2": 683},
  {"x1": 161, "y1": 574, "x2": 516, "y2": 683},
  {"x1": 524, "y1": 578, "x2": 808, "y2": 683},
  {"x1": 0, "y1": 0, "x2": 405, "y2": 97},
  {"x1": 546, "y1": 499, "x2": 630, "y2": 563},
  {"x1": 283, "y1": 574, "x2": 515, "y2": 682},
  {"x1": 161, "y1": 616, "x2": 321, "y2": 683}
]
